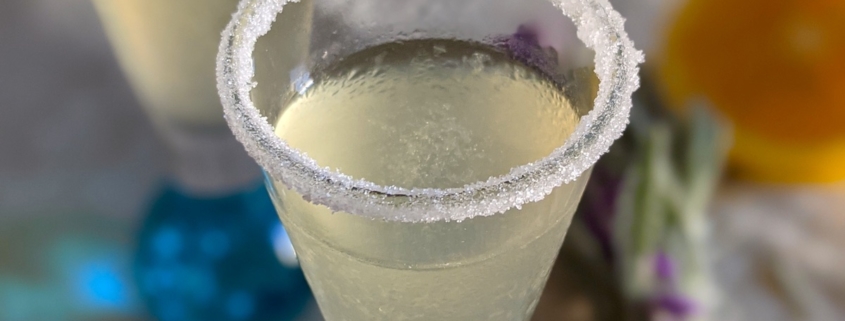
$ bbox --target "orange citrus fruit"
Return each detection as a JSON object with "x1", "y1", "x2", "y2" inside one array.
[{"x1": 659, "y1": 0, "x2": 845, "y2": 183}]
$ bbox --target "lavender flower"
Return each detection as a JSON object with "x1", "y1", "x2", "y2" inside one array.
[
  {"x1": 490, "y1": 24, "x2": 562, "y2": 84},
  {"x1": 580, "y1": 166, "x2": 623, "y2": 262},
  {"x1": 653, "y1": 294, "x2": 697, "y2": 319},
  {"x1": 654, "y1": 251, "x2": 676, "y2": 282},
  {"x1": 651, "y1": 252, "x2": 698, "y2": 319}
]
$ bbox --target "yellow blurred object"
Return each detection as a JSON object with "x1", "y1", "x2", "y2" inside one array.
[{"x1": 660, "y1": 0, "x2": 845, "y2": 183}]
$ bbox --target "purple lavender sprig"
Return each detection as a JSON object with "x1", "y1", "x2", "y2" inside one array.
[
  {"x1": 654, "y1": 251, "x2": 676, "y2": 282},
  {"x1": 652, "y1": 252, "x2": 698, "y2": 319},
  {"x1": 489, "y1": 24, "x2": 563, "y2": 85},
  {"x1": 653, "y1": 295, "x2": 698, "y2": 321},
  {"x1": 569, "y1": 82, "x2": 728, "y2": 320},
  {"x1": 579, "y1": 165, "x2": 624, "y2": 262}
]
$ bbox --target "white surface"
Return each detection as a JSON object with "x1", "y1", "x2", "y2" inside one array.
[{"x1": 712, "y1": 183, "x2": 845, "y2": 321}]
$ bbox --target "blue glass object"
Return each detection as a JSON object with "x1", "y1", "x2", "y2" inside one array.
[{"x1": 135, "y1": 182, "x2": 312, "y2": 321}]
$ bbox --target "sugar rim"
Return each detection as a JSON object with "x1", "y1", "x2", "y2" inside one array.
[{"x1": 217, "y1": 0, "x2": 642, "y2": 222}]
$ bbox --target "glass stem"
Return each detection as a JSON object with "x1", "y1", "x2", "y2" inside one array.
[{"x1": 157, "y1": 120, "x2": 262, "y2": 196}]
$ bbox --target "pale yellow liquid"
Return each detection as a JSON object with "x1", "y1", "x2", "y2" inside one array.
[
  {"x1": 92, "y1": 0, "x2": 311, "y2": 128},
  {"x1": 93, "y1": 1, "x2": 313, "y2": 191},
  {"x1": 92, "y1": 0, "x2": 238, "y2": 127},
  {"x1": 271, "y1": 39, "x2": 591, "y2": 321}
]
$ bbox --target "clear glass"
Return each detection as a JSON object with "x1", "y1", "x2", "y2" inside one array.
[
  {"x1": 91, "y1": 0, "x2": 309, "y2": 193},
  {"x1": 91, "y1": 2, "x2": 317, "y2": 321},
  {"x1": 218, "y1": 0, "x2": 641, "y2": 320}
]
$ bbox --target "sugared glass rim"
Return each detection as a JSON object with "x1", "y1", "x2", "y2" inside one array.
[{"x1": 217, "y1": 0, "x2": 642, "y2": 222}]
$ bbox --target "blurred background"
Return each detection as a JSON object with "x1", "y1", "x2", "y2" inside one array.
[{"x1": 0, "y1": 0, "x2": 843, "y2": 321}]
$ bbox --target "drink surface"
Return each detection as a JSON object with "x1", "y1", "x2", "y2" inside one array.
[{"x1": 271, "y1": 39, "x2": 590, "y2": 320}]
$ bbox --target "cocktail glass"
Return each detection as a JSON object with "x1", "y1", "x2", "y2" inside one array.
[
  {"x1": 91, "y1": 1, "x2": 315, "y2": 320},
  {"x1": 217, "y1": 0, "x2": 641, "y2": 320}
]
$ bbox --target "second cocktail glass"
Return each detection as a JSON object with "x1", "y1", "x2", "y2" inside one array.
[{"x1": 218, "y1": 0, "x2": 641, "y2": 320}]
